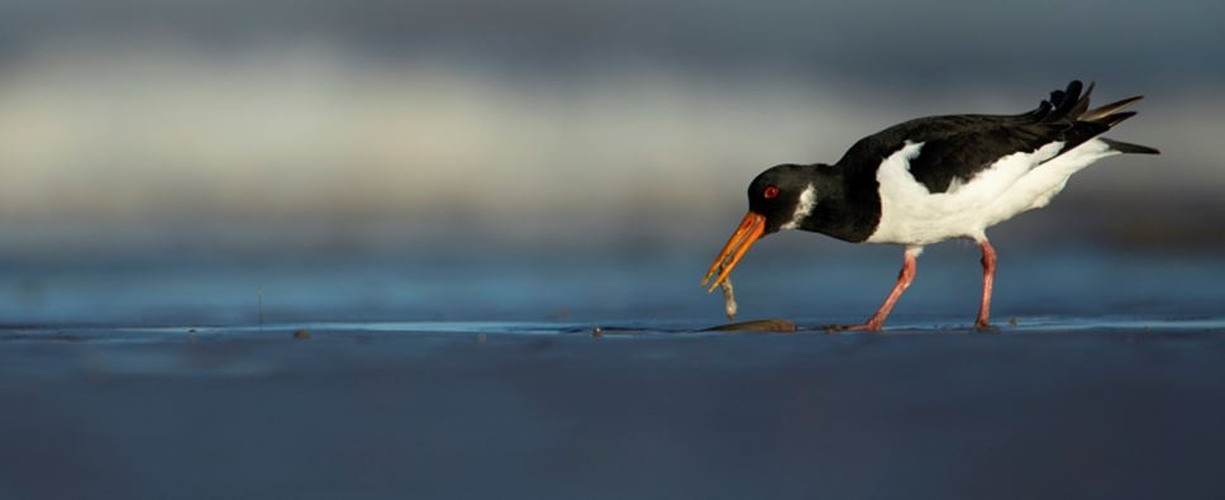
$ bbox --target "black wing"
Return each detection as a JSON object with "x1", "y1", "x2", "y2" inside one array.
[{"x1": 833, "y1": 81, "x2": 1155, "y2": 194}]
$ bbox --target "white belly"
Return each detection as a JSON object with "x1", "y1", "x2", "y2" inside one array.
[{"x1": 865, "y1": 139, "x2": 1118, "y2": 245}]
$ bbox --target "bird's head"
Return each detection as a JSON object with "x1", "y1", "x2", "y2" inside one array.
[{"x1": 701, "y1": 164, "x2": 818, "y2": 292}]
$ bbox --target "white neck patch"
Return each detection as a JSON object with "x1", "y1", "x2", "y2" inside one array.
[{"x1": 780, "y1": 183, "x2": 816, "y2": 230}]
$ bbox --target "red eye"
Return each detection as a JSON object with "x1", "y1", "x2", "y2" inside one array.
[{"x1": 764, "y1": 186, "x2": 780, "y2": 199}]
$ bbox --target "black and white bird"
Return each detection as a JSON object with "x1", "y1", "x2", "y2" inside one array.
[{"x1": 701, "y1": 80, "x2": 1158, "y2": 330}]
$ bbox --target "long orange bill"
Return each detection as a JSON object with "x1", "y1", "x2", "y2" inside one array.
[{"x1": 701, "y1": 211, "x2": 767, "y2": 293}]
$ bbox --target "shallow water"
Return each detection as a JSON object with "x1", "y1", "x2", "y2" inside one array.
[
  {"x1": 3, "y1": 238, "x2": 1224, "y2": 327},
  {"x1": 3, "y1": 319, "x2": 1225, "y2": 499},
  {"x1": 2, "y1": 243, "x2": 1224, "y2": 498}
]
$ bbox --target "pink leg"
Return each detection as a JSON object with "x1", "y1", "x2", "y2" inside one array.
[
  {"x1": 845, "y1": 246, "x2": 922, "y2": 332},
  {"x1": 976, "y1": 239, "x2": 997, "y2": 329}
]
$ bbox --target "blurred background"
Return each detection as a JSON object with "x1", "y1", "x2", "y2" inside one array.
[{"x1": 1, "y1": 0, "x2": 1223, "y2": 325}]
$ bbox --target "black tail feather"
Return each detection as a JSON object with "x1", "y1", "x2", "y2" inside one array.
[
  {"x1": 1028, "y1": 80, "x2": 1093, "y2": 123},
  {"x1": 1067, "y1": 81, "x2": 1095, "y2": 118},
  {"x1": 1097, "y1": 111, "x2": 1138, "y2": 128},
  {"x1": 1100, "y1": 137, "x2": 1160, "y2": 155},
  {"x1": 1040, "y1": 80, "x2": 1158, "y2": 155},
  {"x1": 1051, "y1": 80, "x2": 1085, "y2": 119},
  {"x1": 1082, "y1": 95, "x2": 1145, "y2": 122}
]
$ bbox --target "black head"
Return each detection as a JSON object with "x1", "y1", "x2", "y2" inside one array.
[
  {"x1": 747, "y1": 163, "x2": 818, "y2": 234},
  {"x1": 701, "y1": 163, "x2": 820, "y2": 291}
]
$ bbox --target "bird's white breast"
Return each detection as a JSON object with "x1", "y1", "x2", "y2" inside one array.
[{"x1": 865, "y1": 139, "x2": 1117, "y2": 245}]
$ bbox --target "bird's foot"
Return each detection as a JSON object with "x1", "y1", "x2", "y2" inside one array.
[{"x1": 974, "y1": 320, "x2": 999, "y2": 333}]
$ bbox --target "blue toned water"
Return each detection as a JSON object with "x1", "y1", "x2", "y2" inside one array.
[
  {"x1": 2, "y1": 239, "x2": 1225, "y2": 499},
  {"x1": 2, "y1": 236, "x2": 1223, "y2": 329}
]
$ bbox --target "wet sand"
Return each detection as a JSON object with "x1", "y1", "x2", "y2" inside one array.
[{"x1": 3, "y1": 320, "x2": 1224, "y2": 499}]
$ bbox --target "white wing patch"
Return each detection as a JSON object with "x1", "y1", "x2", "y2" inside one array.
[
  {"x1": 780, "y1": 183, "x2": 816, "y2": 230},
  {"x1": 866, "y1": 139, "x2": 1113, "y2": 245}
]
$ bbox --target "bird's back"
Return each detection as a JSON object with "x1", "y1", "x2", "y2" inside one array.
[
  {"x1": 835, "y1": 81, "x2": 1156, "y2": 195},
  {"x1": 848, "y1": 81, "x2": 1158, "y2": 245}
]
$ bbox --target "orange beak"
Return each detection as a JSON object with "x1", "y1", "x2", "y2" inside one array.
[{"x1": 701, "y1": 211, "x2": 767, "y2": 293}]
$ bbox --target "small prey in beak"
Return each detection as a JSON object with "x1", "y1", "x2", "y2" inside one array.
[{"x1": 701, "y1": 211, "x2": 766, "y2": 293}]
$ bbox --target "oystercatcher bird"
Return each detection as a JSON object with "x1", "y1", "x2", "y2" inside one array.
[{"x1": 701, "y1": 80, "x2": 1158, "y2": 330}]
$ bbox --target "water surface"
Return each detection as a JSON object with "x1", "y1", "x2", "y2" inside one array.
[{"x1": 2, "y1": 244, "x2": 1224, "y2": 499}]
